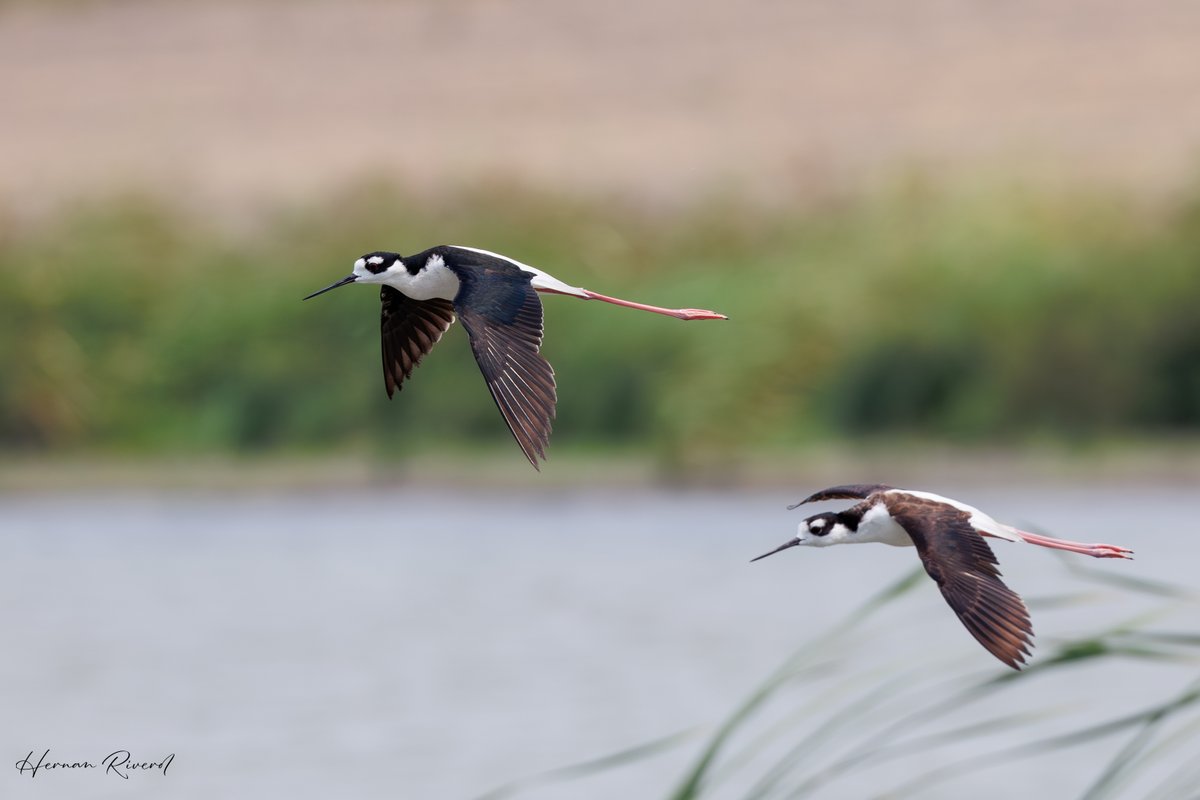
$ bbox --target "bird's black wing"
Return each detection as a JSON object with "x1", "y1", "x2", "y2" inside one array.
[
  {"x1": 788, "y1": 484, "x2": 895, "y2": 509},
  {"x1": 888, "y1": 494, "x2": 1034, "y2": 669},
  {"x1": 380, "y1": 286, "x2": 457, "y2": 397},
  {"x1": 449, "y1": 263, "x2": 556, "y2": 469}
]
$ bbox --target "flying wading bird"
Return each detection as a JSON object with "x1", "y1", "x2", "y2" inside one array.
[
  {"x1": 305, "y1": 245, "x2": 726, "y2": 468},
  {"x1": 751, "y1": 484, "x2": 1134, "y2": 669}
]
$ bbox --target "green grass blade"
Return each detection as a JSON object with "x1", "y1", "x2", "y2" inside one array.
[
  {"x1": 1080, "y1": 677, "x2": 1200, "y2": 800},
  {"x1": 666, "y1": 567, "x2": 925, "y2": 800},
  {"x1": 1060, "y1": 557, "x2": 1196, "y2": 600},
  {"x1": 884, "y1": 677, "x2": 1200, "y2": 798},
  {"x1": 472, "y1": 727, "x2": 700, "y2": 800},
  {"x1": 739, "y1": 671, "x2": 919, "y2": 800}
]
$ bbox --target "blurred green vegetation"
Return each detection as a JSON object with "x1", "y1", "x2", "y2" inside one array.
[{"x1": 2, "y1": 177, "x2": 1199, "y2": 464}]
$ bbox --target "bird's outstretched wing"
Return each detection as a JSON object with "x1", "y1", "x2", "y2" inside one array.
[
  {"x1": 888, "y1": 494, "x2": 1034, "y2": 669},
  {"x1": 789, "y1": 484, "x2": 895, "y2": 509},
  {"x1": 379, "y1": 287, "x2": 457, "y2": 398},
  {"x1": 451, "y1": 266, "x2": 556, "y2": 469}
]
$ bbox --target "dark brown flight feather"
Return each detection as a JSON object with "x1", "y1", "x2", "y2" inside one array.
[
  {"x1": 453, "y1": 267, "x2": 556, "y2": 470},
  {"x1": 886, "y1": 494, "x2": 1034, "y2": 669},
  {"x1": 380, "y1": 287, "x2": 457, "y2": 397},
  {"x1": 789, "y1": 484, "x2": 895, "y2": 509}
]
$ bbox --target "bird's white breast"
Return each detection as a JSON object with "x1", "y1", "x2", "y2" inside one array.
[
  {"x1": 856, "y1": 503, "x2": 915, "y2": 547},
  {"x1": 383, "y1": 254, "x2": 462, "y2": 301}
]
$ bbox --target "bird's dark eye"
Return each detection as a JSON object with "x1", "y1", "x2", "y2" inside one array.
[
  {"x1": 809, "y1": 522, "x2": 830, "y2": 536},
  {"x1": 364, "y1": 257, "x2": 389, "y2": 274}
]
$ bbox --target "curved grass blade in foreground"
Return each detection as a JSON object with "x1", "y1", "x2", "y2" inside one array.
[{"x1": 486, "y1": 558, "x2": 1200, "y2": 800}]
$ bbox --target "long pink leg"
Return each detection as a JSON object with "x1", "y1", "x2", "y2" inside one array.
[
  {"x1": 579, "y1": 289, "x2": 728, "y2": 321},
  {"x1": 1009, "y1": 528, "x2": 1134, "y2": 559}
]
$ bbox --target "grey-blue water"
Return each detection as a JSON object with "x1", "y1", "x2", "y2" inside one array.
[{"x1": 1, "y1": 484, "x2": 1196, "y2": 799}]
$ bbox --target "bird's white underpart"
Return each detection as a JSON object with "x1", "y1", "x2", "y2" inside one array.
[
  {"x1": 382, "y1": 253, "x2": 463, "y2": 301},
  {"x1": 854, "y1": 502, "x2": 915, "y2": 546}
]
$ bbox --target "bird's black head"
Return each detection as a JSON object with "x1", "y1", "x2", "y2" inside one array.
[
  {"x1": 302, "y1": 251, "x2": 406, "y2": 300},
  {"x1": 358, "y1": 251, "x2": 404, "y2": 275},
  {"x1": 749, "y1": 510, "x2": 854, "y2": 563},
  {"x1": 801, "y1": 511, "x2": 842, "y2": 538},
  {"x1": 795, "y1": 509, "x2": 860, "y2": 547}
]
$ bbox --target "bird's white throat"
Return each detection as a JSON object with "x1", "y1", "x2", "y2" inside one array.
[
  {"x1": 381, "y1": 254, "x2": 462, "y2": 301},
  {"x1": 852, "y1": 503, "x2": 914, "y2": 547}
]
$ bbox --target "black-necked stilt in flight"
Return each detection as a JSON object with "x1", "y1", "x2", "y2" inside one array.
[
  {"x1": 304, "y1": 245, "x2": 726, "y2": 468},
  {"x1": 751, "y1": 484, "x2": 1134, "y2": 669}
]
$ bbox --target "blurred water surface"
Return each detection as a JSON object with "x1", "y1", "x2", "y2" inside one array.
[{"x1": 0, "y1": 484, "x2": 1194, "y2": 799}]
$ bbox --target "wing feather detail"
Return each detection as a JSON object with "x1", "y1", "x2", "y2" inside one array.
[
  {"x1": 789, "y1": 484, "x2": 895, "y2": 510},
  {"x1": 451, "y1": 266, "x2": 556, "y2": 469},
  {"x1": 887, "y1": 494, "x2": 1034, "y2": 669},
  {"x1": 379, "y1": 287, "x2": 456, "y2": 397}
]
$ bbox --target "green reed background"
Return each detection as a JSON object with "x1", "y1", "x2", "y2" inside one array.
[
  {"x1": 479, "y1": 561, "x2": 1200, "y2": 800},
  {"x1": 3, "y1": 176, "x2": 1199, "y2": 463}
]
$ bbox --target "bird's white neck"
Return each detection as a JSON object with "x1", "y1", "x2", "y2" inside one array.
[
  {"x1": 853, "y1": 503, "x2": 914, "y2": 547},
  {"x1": 383, "y1": 254, "x2": 462, "y2": 301}
]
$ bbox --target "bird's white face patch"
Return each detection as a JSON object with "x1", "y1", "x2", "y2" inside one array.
[
  {"x1": 352, "y1": 257, "x2": 384, "y2": 282},
  {"x1": 351, "y1": 255, "x2": 404, "y2": 284},
  {"x1": 798, "y1": 520, "x2": 851, "y2": 547}
]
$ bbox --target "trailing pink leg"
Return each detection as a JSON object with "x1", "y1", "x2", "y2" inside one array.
[
  {"x1": 579, "y1": 290, "x2": 728, "y2": 321},
  {"x1": 1011, "y1": 529, "x2": 1134, "y2": 559}
]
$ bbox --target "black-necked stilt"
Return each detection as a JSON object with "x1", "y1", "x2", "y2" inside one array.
[
  {"x1": 751, "y1": 484, "x2": 1134, "y2": 669},
  {"x1": 304, "y1": 245, "x2": 727, "y2": 468}
]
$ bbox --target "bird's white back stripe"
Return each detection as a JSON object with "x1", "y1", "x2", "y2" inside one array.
[
  {"x1": 889, "y1": 489, "x2": 1021, "y2": 542},
  {"x1": 449, "y1": 245, "x2": 588, "y2": 298}
]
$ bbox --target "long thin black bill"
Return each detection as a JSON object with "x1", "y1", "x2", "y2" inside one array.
[
  {"x1": 303, "y1": 275, "x2": 357, "y2": 300},
  {"x1": 750, "y1": 539, "x2": 801, "y2": 563}
]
